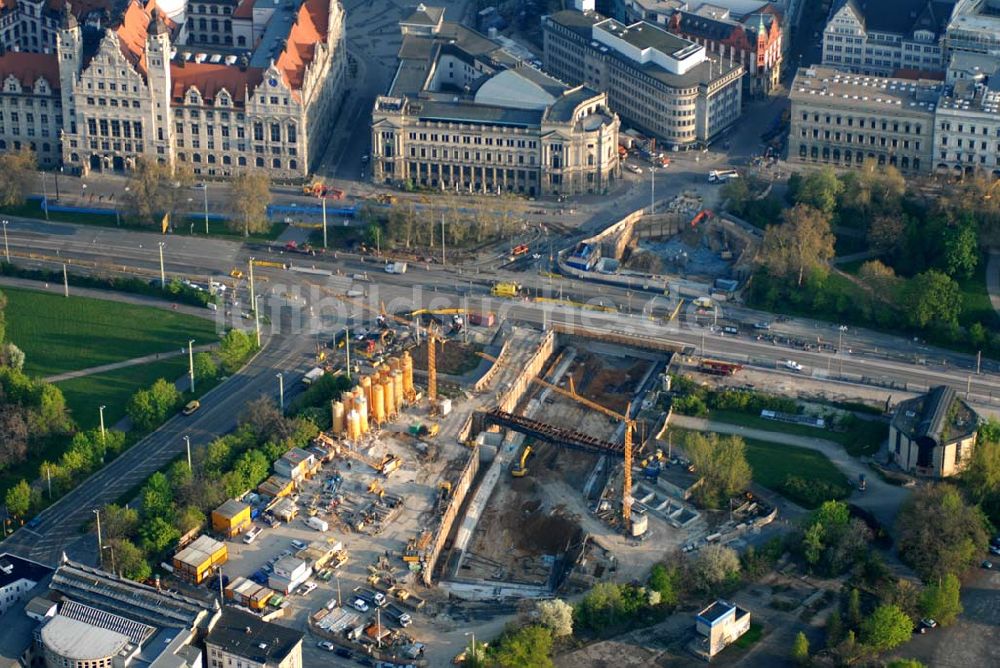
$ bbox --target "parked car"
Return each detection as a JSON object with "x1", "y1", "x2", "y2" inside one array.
[
  {"x1": 753, "y1": 322, "x2": 771, "y2": 330},
  {"x1": 182, "y1": 400, "x2": 201, "y2": 415},
  {"x1": 298, "y1": 581, "x2": 318, "y2": 596},
  {"x1": 353, "y1": 598, "x2": 370, "y2": 612},
  {"x1": 990, "y1": 545, "x2": 1000, "y2": 556},
  {"x1": 291, "y1": 539, "x2": 307, "y2": 551},
  {"x1": 783, "y1": 360, "x2": 803, "y2": 371},
  {"x1": 982, "y1": 560, "x2": 993, "y2": 569},
  {"x1": 336, "y1": 648, "x2": 352, "y2": 658},
  {"x1": 317, "y1": 641, "x2": 335, "y2": 651}
]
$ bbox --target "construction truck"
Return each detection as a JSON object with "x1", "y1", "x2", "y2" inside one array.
[
  {"x1": 511, "y1": 445, "x2": 532, "y2": 477},
  {"x1": 367, "y1": 479, "x2": 385, "y2": 500},
  {"x1": 491, "y1": 282, "x2": 521, "y2": 298},
  {"x1": 385, "y1": 261, "x2": 408, "y2": 274},
  {"x1": 284, "y1": 240, "x2": 322, "y2": 256},
  {"x1": 376, "y1": 453, "x2": 402, "y2": 476},
  {"x1": 468, "y1": 311, "x2": 496, "y2": 327},
  {"x1": 302, "y1": 180, "x2": 345, "y2": 199},
  {"x1": 302, "y1": 367, "x2": 325, "y2": 386}
]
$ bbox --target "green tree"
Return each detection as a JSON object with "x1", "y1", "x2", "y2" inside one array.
[
  {"x1": 683, "y1": 432, "x2": 752, "y2": 508},
  {"x1": 791, "y1": 631, "x2": 810, "y2": 666},
  {"x1": 5, "y1": 479, "x2": 32, "y2": 518},
  {"x1": 100, "y1": 504, "x2": 139, "y2": 542},
  {"x1": 904, "y1": 270, "x2": 962, "y2": 330},
  {"x1": 825, "y1": 610, "x2": 844, "y2": 649},
  {"x1": 896, "y1": 484, "x2": 989, "y2": 580},
  {"x1": 2, "y1": 342, "x2": 25, "y2": 371},
  {"x1": 648, "y1": 564, "x2": 679, "y2": 606},
  {"x1": 759, "y1": 204, "x2": 836, "y2": 287},
  {"x1": 536, "y1": 599, "x2": 573, "y2": 637},
  {"x1": 109, "y1": 538, "x2": 151, "y2": 581},
  {"x1": 228, "y1": 171, "x2": 273, "y2": 236},
  {"x1": 942, "y1": 218, "x2": 979, "y2": 279},
  {"x1": 175, "y1": 505, "x2": 206, "y2": 535},
  {"x1": 489, "y1": 625, "x2": 553, "y2": 668},
  {"x1": 847, "y1": 588, "x2": 862, "y2": 628},
  {"x1": 139, "y1": 516, "x2": 181, "y2": 554},
  {"x1": 794, "y1": 167, "x2": 843, "y2": 214},
  {"x1": 204, "y1": 437, "x2": 233, "y2": 476},
  {"x1": 233, "y1": 449, "x2": 270, "y2": 489},
  {"x1": 919, "y1": 573, "x2": 962, "y2": 626},
  {"x1": 575, "y1": 582, "x2": 631, "y2": 631},
  {"x1": 141, "y1": 472, "x2": 174, "y2": 520},
  {"x1": 803, "y1": 523, "x2": 825, "y2": 566},
  {"x1": 860, "y1": 604, "x2": 913, "y2": 652},
  {"x1": 193, "y1": 352, "x2": 217, "y2": 381},
  {"x1": 694, "y1": 544, "x2": 741, "y2": 592},
  {"x1": 0, "y1": 149, "x2": 37, "y2": 208},
  {"x1": 887, "y1": 660, "x2": 926, "y2": 668},
  {"x1": 962, "y1": 436, "x2": 1000, "y2": 525},
  {"x1": 122, "y1": 159, "x2": 194, "y2": 228},
  {"x1": 219, "y1": 329, "x2": 255, "y2": 373}
]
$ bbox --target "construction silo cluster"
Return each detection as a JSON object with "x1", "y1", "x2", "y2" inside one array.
[{"x1": 330, "y1": 351, "x2": 416, "y2": 440}]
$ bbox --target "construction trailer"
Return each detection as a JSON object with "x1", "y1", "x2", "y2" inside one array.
[
  {"x1": 257, "y1": 475, "x2": 295, "y2": 499},
  {"x1": 172, "y1": 535, "x2": 228, "y2": 584},
  {"x1": 211, "y1": 499, "x2": 252, "y2": 537}
]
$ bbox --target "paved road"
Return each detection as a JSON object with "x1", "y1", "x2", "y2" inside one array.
[{"x1": 669, "y1": 415, "x2": 910, "y2": 531}]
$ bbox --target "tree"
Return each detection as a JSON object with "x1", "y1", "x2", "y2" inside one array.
[
  {"x1": 0, "y1": 149, "x2": 36, "y2": 208},
  {"x1": 193, "y1": 352, "x2": 217, "y2": 381},
  {"x1": 122, "y1": 158, "x2": 193, "y2": 227},
  {"x1": 904, "y1": 270, "x2": 962, "y2": 331},
  {"x1": 1, "y1": 343, "x2": 25, "y2": 371},
  {"x1": 694, "y1": 544, "x2": 741, "y2": 591},
  {"x1": 860, "y1": 604, "x2": 913, "y2": 652},
  {"x1": 919, "y1": 573, "x2": 962, "y2": 626},
  {"x1": 825, "y1": 610, "x2": 844, "y2": 649},
  {"x1": 127, "y1": 378, "x2": 182, "y2": 431},
  {"x1": 141, "y1": 472, "x2": 174, "y2": 520},
  {"x1": 536, "y1": 599, "x2": 573, "y2": 637},
  {"x1": 140, "y1": 515, "x2": 181, "y2": 554},
  {"x1": 759, "y1": 204, "x2": 836, "y2": 286},
  {"x1": 887, "y1": 660, "x2": 926, "y2": 668},
  {"x1": 793, "y1": 167, "x2": 843, "y2": 214},
  {"x1": 648, "y1": 563, "x2": 679, "y2": 606},
  {"x1": 683, "y1": 433, "x2": 752, "y2": 508},
  {"x1": 219, "y1": 329, "x2": 255, "y2": 373},
  {"x1": 962, "y1": 436, "x2": 1000, "y2": 525},
  {"x1": 228, "y1": 171, "x2": 272, "y2": 236},
  {"x1": 867, "y1": 216, "x2": 906, "y2": 253},
  {"x1": 175, "y1": 505, "x2": 206, "y2": 535},
  {"x1": 942, "y1": 218, "x2": 979, "y2": 279},
  {"x1": 5, "y1": 479, "x2": 32, "y2": 518},
  {"x1": 846, "y1": 588, "x2": 862, "y2": 628},
  {"x1": 490, "y1": 625, "x2": 553, "y2": 668},
  {"x1": 0, "y1": 405, "x2": 29, "y2": 469},
  {"x1": 239, "y1": 396, "x2": 292, "y2": 443},
  {"x1": 896, "y1": 484, "x2": 989, "y2": 580},
  {"x1": 100, "y1": 504, "x2": 139, "y2": 542},
  {"x1": 791, "y1": 631, "x2": 810, "y2": 665},
  {"x1": 108, "y1": 538, "x2": 151, "y2": 581}
]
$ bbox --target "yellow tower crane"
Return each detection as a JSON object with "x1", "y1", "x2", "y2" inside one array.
[{"x1": 477, "y1": 352, "x2": 638, "y2": 530}]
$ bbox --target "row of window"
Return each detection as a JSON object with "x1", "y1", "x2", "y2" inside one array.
[
  {"x1": 799, "y1": 112, "x2": 925, "y2": 135},
  {"x1": 406, "y1": 132, "x2": 537, "y2": 148},
  {"x1": 798, "y1": 127, "x2": 922, "y2": 151},
  {"x1": 939, "y1": 122, "x2": 1000, "y2": 137},
  {"x1": 406, "y1": 146, "x2": 538, "y2": 165},
  {"x1": 796, "y1": 143, "x2": 921, "y2": 171}
]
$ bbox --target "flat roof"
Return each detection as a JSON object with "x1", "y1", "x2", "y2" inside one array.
[
  {"x1": 213, "y1": 499, "x2": 249, "y2": 519},
  {"x1": 789, "y1": 66, "x2": 941, "y2": 113},
  {"x1": 40, "y1": 615, "x2": 131, "y2": 661},
  {"x1": 697, "y1": 600, "x2": 735, "y2": 624},
  {"x1": 206, "y1": 608, "x2": 302, "y2": 664}
]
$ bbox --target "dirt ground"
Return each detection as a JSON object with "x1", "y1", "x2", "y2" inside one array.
[
  {"x1": 566, "y1": 352, "x2": 651, "y2": 415},
  {"x1": 409, "y1": 339, "x2": 484, "y2": 376}
]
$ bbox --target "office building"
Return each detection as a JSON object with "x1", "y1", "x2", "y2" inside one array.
[
  {"x1": 542, "y1": 10, "x2": 743, "y2": 148},
  {"x1": 371, "y1": 5, "x2": 621, "y2": 196},
  {"x1": 944, "y1": 0, "x2": 1000, "y2": 56},
  {"x1": 0, "y1": 554, "x2": 52, "y2": 616},
  {"x1": 935, "y1": 52, "x2": 1000, "y2": 176},
  {"x1": 788, "y1": 66, "x2": 939, "y2": 173},
  {"x1": 890, "y1": 385, "x2": 979, "y2": 478},
  {"x1": 821, "y1": 0, "x2": 954, "y2": 76},
  {"x1": 0, "y1": 0, "x2": 347, "y2": 178},
  {"x1": 205, "y1": 608, "x2": 303, "y2": 668}
]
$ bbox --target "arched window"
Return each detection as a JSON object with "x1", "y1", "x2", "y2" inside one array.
[
  {"x1": 255, "y1": 157, "x2": 264, "y2": 167},
  {"x1": 272, "y1": 158, "x2": 281, "y2": 168}
]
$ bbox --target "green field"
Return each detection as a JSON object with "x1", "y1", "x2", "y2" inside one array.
[
  {"x1": 56, "y1": 357, "x2": 192, "y2": 430},
  {"x1": 2, "y1": 286, "x2": 219, "y2": 377},
  {"x1": 744, "y1": 437, "x2": 851, "y2": 509},
  {"x1": 709, "y1": 410, "x2": 888, "y2": 457}
]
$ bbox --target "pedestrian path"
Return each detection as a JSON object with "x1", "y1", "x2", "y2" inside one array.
[{"x1": 44, "y1": 344, "x2": 216, "y2": 383}]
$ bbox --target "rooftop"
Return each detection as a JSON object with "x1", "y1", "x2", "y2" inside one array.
[
  {"x1": 893, "y1": 385, "x2": 979, "y2": 444},
  {"x1": 0, "y1": 52, "x2": 60, "y2": 91},
  {"x1": 0, "y1": 553, "x2": 53, "y2": 589},
  {"x1": 58, "y1": 600, "x2": 156, "y2": 645},
  {"x1": 789, "y1": 66, "x2": 941, "y2": 112},
  {"x1": 39, "y1": 615, "x2": 132, "y2": 661},
  {"x1": 213, "y1": 499, "x2": 251, "y2": 519},
  {"x1": 205, "y1": 608, "x2": 302, "y2": 663},
  {"x1": 697, "y1": 599, "x2": 736, "y2": 624},
  {"x1": 833, "y1": 0, "x2": 955, "y2": 37}
]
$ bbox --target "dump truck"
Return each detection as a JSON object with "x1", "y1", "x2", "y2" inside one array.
[
  {"x1": 394, "y1": 588, "x2": 426, "y2": 610},
  {"x1": 385, "y1": 603, "x2": 412, "y2": 627},
  {"x1": 491, "y1": 282, "x2": 520, "y2": 298},
  {"x1": 302, "y1": 367, "x2": 325, "y2": 386},
  {"x1": 303, "y1": 180, "x2": 345, "y2": 199}
]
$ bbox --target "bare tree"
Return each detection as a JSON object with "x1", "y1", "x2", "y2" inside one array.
[
  {"x1": 758, "y1": 204, "x2": 836, "y2": 286},
  {"x1": 0, "y1": 149, "x2": 37, "y2": 208},
  {"x1": 123, "y1": 159, "x2": 194, "y2": 228},
  {"x1": 228, "y1": 171, "x2": 272, "y2": 236}
]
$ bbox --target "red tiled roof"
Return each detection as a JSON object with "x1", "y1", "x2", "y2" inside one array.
[
  {"x1": 276, "y1": 0, "x2": 328, "y2": 93},
  {"x1": 46, "y1": 0, "x2": 116, "y2": 18},
  {"x1": 0, "y1": 52, "x2": 61, "y2": 91},
  {"x1": 115, "y1": 0, "x2": 152, "y2": 75},
  {"x1": 171, "y1": 62, "x2": 264, "y2": 106},
  {"x1": 233, "y1": 0, "x2": 253, "y2": 19}
]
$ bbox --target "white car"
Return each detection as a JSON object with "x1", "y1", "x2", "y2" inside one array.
[
  {"x1": 290, "y1": 539, "x2": 307, "y2": 551},
  {"x1": 317, "y1": 641, "x2": 335, "y2": 651},
  {"x1": 298, "y1": 581, "x2": 318, "y2": 596},
  {"x1": 783, "y1": 360, "x2": 803, "y2": 371},
  {"x1": 626, "y1": 164, "x2": 643, "y2": 174},
  {"x1": 353, "y1": 598, "x2": 370, "y2": 612}
]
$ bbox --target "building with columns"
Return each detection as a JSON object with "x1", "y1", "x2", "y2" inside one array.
[
  {"x1": 371, "y1": 5, "x2": 620, "y2": 196},
  {"x1": 0, "y1": 0, "x2": 347, "y2": 178}
]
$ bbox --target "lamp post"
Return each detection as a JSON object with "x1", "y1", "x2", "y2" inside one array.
[
  {"x1": 184, "y1": 435, "x2": 192, "y2": 472},
  {"x1": 2, "y1": 219, "x2": 9, "y2": 263},
  {"x1": 196, "y1": 183, "x2": 209, "y2": 235},
  {"x1": 93, "y1": 508, "x2": 103, "y2": 566},
  {"x1": 465, "y1": 632, "x2": 477, "y2": 664},
  {"x1": 188, "y1": 339, "x2": 195, "y2": 393},
  {"x1": 158, "y1": 242, "x2": 166, "y2": 288},
  {"x1": 102, "y1": 544, "x2": 116, "y2": 576},
  {"x1": 99, "y1": 405, "x2": 106, "y2": 446},
  {"x1": 276, "y1": 373, "x2": 284, "y2": 412},
  {"x1": 40, "y1": 172, "x2": 49, "y2": 220},
  {"x1": 649, "y1": 165, "x2": 656, "y2": 215}
]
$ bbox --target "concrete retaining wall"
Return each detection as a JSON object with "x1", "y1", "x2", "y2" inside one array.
[
  {"x1": 422, "y1": 446, "x2": 480, "y2": 587},
  {"x1": 472, "y1": 337, "x2": 512, "y2": 393}
]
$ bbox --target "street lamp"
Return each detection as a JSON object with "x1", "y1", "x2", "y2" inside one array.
[
  {"x1": 464, "y1": 632, "x2": 478, "y2": 664},
  {"x1": 99, "y1": 405, "x2": 106, "y2": 446},
  {"x1": 40, "y1": 171, "x2": 49, "y2": 220},
  {"x1": 93, "y1": 508, "x2": 103, "y2": 566},
  {"x1": 276, "y1": 373, "x2": 284, "y2": 412},
  {"x1": 2, "y1": 219, "x2": 9, "y2": 263},
  {"x1": 184, "y1": 435, "x2": 192, "y2": 472},
  {"x1": 195, "y1": 183, "x2": 209, "y2": 235},
  {"x1": 157, "y1": 242, "x2": 166, "y2": 288},
  {"x1": 102, "y1": 544, "x2": 116, "y2": 576},
  {"x1": 188, "y1": 339, "x2": 196, "y2": 393}
]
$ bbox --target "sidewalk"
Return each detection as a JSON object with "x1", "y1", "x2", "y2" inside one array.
[
  {"x1": 44, "y1": 344, "x2": 216, "y2": 383},
  {"x1": 669, "y1": 414, "x2": 911, "y2": 530}
]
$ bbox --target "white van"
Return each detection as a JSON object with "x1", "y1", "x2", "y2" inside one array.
[
  {"x1": 243, "y1": 525, "x2": 263, "y2": 544},
  {"x1": 708, "y1": 169, "x2": 739, "y2": 183}
]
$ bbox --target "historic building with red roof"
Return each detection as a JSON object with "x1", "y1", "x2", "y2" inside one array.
[{"x1": 0, "y1": 0, "x2": 346, "y2": 177}]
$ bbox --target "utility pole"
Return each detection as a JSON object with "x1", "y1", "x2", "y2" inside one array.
[
  {"x1": 158, "y1": 242, "x2": 166, "y2": 288},
  {"x1": 335, "y1": 573, "x2": 342, "y2": 608},
  {"x1": 977, "y1": 350, "x2": 982, "y2": 375},
  {"x1": 463, "y1": 294, "x2": 469, "y2": 344},
  {"x1": 322, "y1": 197, "x2": 328, "y2": 249},
  {"x1": 2, "y1": 219, "x2": 9, "y2": 263},
  {"x1": 248, "y1": 257, "x2": 256, "y2": 312},
  {"x1": 41, "y1": 172, "x2": 49, "y2": 220},
  {"x1": 99, "y1": 405, "x2": 106, "y2": 446},
  {"x1": 248, "y1": 258, "x2": 260, "y2": 346},
  {"x1": 967, "y1": 374, "x2": 972, "y2": 400},
  {"x1": 62, "y1": 264, "x2": 68, "y2": 297},
  {"x1": 649, "y1": 166, "x2": 655, "y2": 215},
  {"x1": 104, "y1": 545, "x2": 116, "y2": 576},
  {"x1": 184, "y1": 435, "x2": 192, "y2": 472},
  {"x1": 201, "y1": 183, "x2": 209, "y2": 235},
  {"x1": 188, "y1": 339, "x2": 195, "y2": 393},
  {"x1": 440, "y1": 213, "x2": 446, "y2": 266},
  {"x1": 277, "y1": 373, "x2": 284, "y2": 412},
  {"x1": 93, "y1": 509, "x2": 102, "y2": 567},
  {"x1": 345, "y1": 328, "x2": 351, "y2": 380},
  {"x1": 46, "y1": 464, "x2": 52, "y2": 498}
]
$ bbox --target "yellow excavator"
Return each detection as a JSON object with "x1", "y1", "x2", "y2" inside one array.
[
  {"x1": 511, "y1": 445, "x2": 532, "y2": 477},
  {"x1": 367, "y1": 479, "x2": 385, "y2": 500}
]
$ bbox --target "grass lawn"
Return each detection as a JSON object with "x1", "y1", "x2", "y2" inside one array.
[
  {"x1": 732, "y1": 622, "x2": 764, "y2": 649},
  {"x1": 56, "y1": 357, "x2": 191, "y2": 430},
  {"x1": 709, "y1": 409, "x2": 887, "y2": 457},
  {"x1": 957, "y1": 261, "x2": 1000, "y2": 329},
  {"x1": 744, "y1": 437, "x2": 851, "y2": 508},
  {"x1": 2, "y1": 286, "x2": 219, "y2": 377}
]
